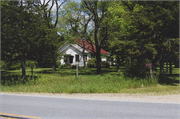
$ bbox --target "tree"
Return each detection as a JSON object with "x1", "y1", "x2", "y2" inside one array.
[
  {"x1": 35, "y1": 0, "x2": 67, "y2": 72},
  {"x1": 60, "y1": 0, "x2": 109, "y2": 74},
  {"x1": 107, "y1": 1, "x2": 155, "y2": 77},
  {"x1": 1, "y1": 1, "x2": 37, "y2": 77},
  {"x1": 107, "y1": 1, "x2": 178, "y2": 78},
  {"x1": 82, "y1": 0, "x2": 109, "y2": 74},
  {"x1": 137, "y1": 1, "x2": 179, "y2": 75},
  {"x1": 1, "y1": 1, "x2": 63, "y2": 77},
  {"x1": 60, "y1": 0, "x2": 93, "y2": 69}
]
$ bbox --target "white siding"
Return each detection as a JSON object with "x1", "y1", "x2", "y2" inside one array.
[
  {"x1": 102, "y1": 57, "x2": 107, "y2": 61},
  {"x1": 60, "y1": 56, "x2": 65, "y2": 65},
  {"x1": 60, "y1": 45, "x2": 91, "y2": 66},
  {"x1": 59, "y1": 44, "x2": 108, "y2": 67}
]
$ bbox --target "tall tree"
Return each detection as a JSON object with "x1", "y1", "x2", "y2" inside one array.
[
  {"x1": 1, "y1": 1, "x2": 63, "y2": 77},
  {"x1": 82, "y1": 0, "x2": 109, "y2": 74},
  {"x1": 107, "y1": 1, "x2": 178, "y2": 77},
  {"x1": 137, "y1": 1, "x2": 179, "y2": 75},
  {"x1": 35, "y1": 0, "x2": 67, "y2": 72},
  {"x1": 60, "y1": 0, "x2": 93, "y2": 69},
  {"x1": 1, "y1": 1, "x2": 37, "y2": 77}
]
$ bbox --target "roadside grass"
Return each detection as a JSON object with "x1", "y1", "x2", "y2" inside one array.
[
  {"x1": 1, "y1": 74, "x2": 158, "y2": 93},
  {"x1": 1, "y1": 65, "x2": 179, "y2": 94}
]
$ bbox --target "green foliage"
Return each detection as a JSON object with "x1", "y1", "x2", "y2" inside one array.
[
  {"x1": 1, "y1": 73, "x2": 159, "y2": 93},
  {"x1": 10, "y1": 62, "x2": 21, "y2": 70},
  {"x1": 1, "y1": 61, "x2": 7, "y2": 70},
  {"x1": 1, "y1": 61, "x2": 21, "y2": 70},
  {"x1": 1, "y1": 1, "x2": 65, "y2": 75},
  {"x1": 101, "y1": 61, "x2": 110, "y2": 68},
  {"x1": 61, "y1": 64, "x2": 71, "y2": 69},
  {"x1": 71, "y1": 65, "x2": 76, "y2": 69},
  {"x1": 107, "y1": 1, "x2": 179, "y2": 78},
  {"x1": 26, "y1": 60, "x2": 36, "y2": 68},
  {"x1": 56, "y1": 60, "x2": 61, "y2": 69},
  {"x1": 1, "y1": 75, "x2": 40, "y2": 86},
  {"x1": 87, "y1": 58, "x2": 97, "y2": 68},
  {"x1": 87, "y1": 58, "x2": 110, "y2": 68},
  {"x1": 1, "y1": 66, "x2": 179, "y2": 93}
]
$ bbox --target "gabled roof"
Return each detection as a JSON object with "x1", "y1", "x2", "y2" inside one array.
[
  {"x1": 71, "y1": 44, "x2": 89, "y2": 53},
  {"x1": 59, "y1": 43, "x2": 89, "y2": 54},
  {"x1": 76, "y1": 39, "x2": 108, "y2": 54}
]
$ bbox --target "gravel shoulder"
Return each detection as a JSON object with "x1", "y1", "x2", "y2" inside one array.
[{"x1": 1, "y1": 92, "x2": 179, "y2": 103}]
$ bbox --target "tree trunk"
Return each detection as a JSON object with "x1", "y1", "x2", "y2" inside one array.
[
  {"x1": 35, "y1": 61, "x2": 39, "y2": 68},
  {"x1": 52, "y1": 55, "x2": 56, "y2": 73},
  {"x1": 21, "y1": 58, "x2": 26, "y2": 78},
  {"x1": 160, "y1": 59, "x2": 164, "y2": 75},
  {"x1": 169, "y1": 60, "x2": 172, "y2": 75},
  {"x1": 52, "y1": 63, "x2": 56, "y2": 73},
  {"x1": 152, "y1": 58, "x2": 158, "y2": 71},
  {"x1": 82, "y1": 40, "x2": 86, "y2": 70},
  {"x1": 129, "y1": 57, "x2": 131, "y2": 68},
  {"x1": 96, "y1": 47, "x2": 102, "y2": 74},
  {"x1": 166, "y1": 60, "x2": 168, "y2": 72},
  {"x1": 83, "y1": 55, "x2": 86, "y2": 70},
  {"x1": 150, "y1": 67, "x2": 153, "y2": 79},
  {"x1": 160, "y1": 46, "x2": 164, "y2": 75},
  {"x1": 116, "y1": 55, "x2": 120, "y2": 71}
]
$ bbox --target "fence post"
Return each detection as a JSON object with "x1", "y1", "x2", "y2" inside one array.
[
  {"x1": 76, "y1": 63, "x2": 78, "y2": 78},
  {"x1": 150, "y1": 67, "x2": 153, "y2": 79}
]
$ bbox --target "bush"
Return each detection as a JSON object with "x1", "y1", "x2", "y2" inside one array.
[
  {"x1": 56, "y1": 60, "x2": 61, "y2": 68},
  {"x1": 1, "y1": 61, "x2": 7, "y2": 70},
  {"x1": 1, "y1": 61, "x2": 21, "y2": 70},
  {"x1": 1, "y1": 74, "x2": 39, "y2": 86},
  {"x1": 87, "y1": 58, "x2": 97, "y2": 68},
  {"x1": 11, "y1": 62, "x2": 21, "y2": 70},
  {"x1": 71, "y1": 64, "x2": 76, "y2": 69},
  {"x1": 101, "y1": 61, "x2": 110, "y2": 68},
  {"x1": 26, "y1": 60, "x2": 36, "y2": 68},
  {"x1": 61, "y1": 64, "x2": 71, "y2": 69},
  {"x1": 87, "y1": 58, "x2": 110, "y2": 68}
]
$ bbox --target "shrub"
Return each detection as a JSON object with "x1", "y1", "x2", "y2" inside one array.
[
  {"x1": 101, "y1": 61, "x2": 110, "y2": 68},
  {"x1": 2, "y1": 61, "x2": 21, "y2": 70},
  {"x1": 56, "y1": 60, "x2": 61, "y2": 68},
  {"x1": 71, "y1": 64, "x2": 76, "y2": 69},
  {"x1": 87, "y1": 58, "x2": 110, "y2": 68},
  {"x1": 10, "y1": 62, "x2": 21, "y2": 70},
  {"x1": 87, "y1": 58, "x2": 97, "y2": 68},
  {"x1": 1, "y1": 74, "x2": 39, "y2": 86},
  {"x1": 61, "y1": 64, "x2": 71, "y2": 69},
  {"x1": 1, "y1": 61, "x2": 7, "y2": 70},
  {"x1": 26, "y1": 60, "x2": 36, "y2": 68}
]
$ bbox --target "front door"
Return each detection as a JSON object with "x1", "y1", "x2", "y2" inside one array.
[{"x1": 69, "y1": 56, "x2": 73, "y2": 63}]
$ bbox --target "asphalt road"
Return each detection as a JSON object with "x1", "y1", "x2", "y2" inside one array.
[{"x1": 1, "y1": 94, "x2": 179, "y2": 119}]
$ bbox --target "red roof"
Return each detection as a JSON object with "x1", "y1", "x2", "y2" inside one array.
[{"x1": 76, "y1": 39, "x2": 108, "y2": 54}]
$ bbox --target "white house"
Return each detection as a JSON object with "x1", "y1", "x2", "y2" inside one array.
[{"x1": 59, "y1": 39, "x2": 109, "y2": 67}]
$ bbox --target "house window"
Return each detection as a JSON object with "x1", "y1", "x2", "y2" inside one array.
[
  {"x1": 76, "y1": 55, "x2": 79, "y2": 62},
  {"x1": 84, "y1": 55, "x2": 87, "y2": 62}
]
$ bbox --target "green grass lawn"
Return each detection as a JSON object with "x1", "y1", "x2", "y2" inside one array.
[{"x1": 1, "y1": 66, "x2": 179, "y2": 94}]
